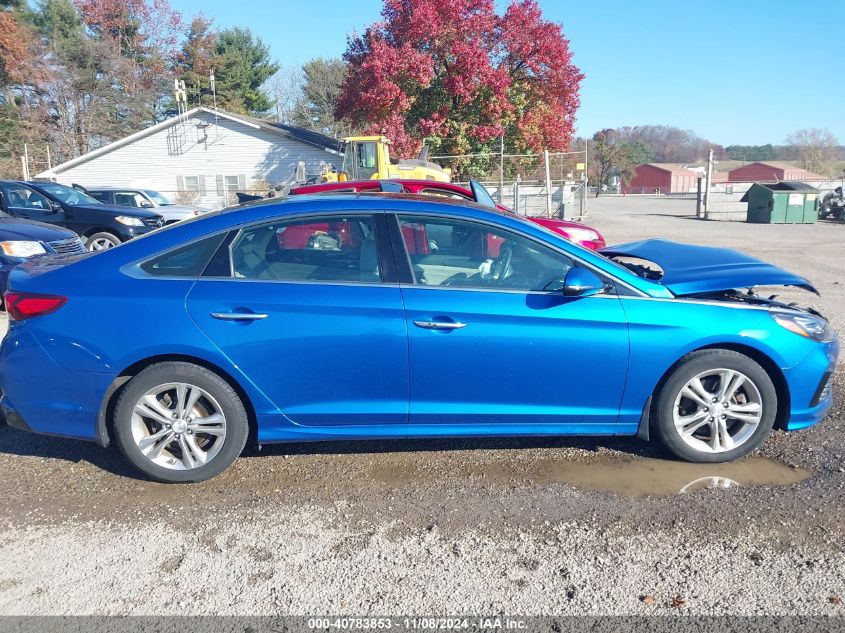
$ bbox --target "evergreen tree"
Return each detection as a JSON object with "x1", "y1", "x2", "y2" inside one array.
[{"x1": 214, "y1": 27, "x2": 278, "y2": 114}]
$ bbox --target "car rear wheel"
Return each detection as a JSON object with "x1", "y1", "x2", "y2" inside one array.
[
  {"x1": 653, "y1": 350, "x2": 777, "y2": 463},
  {"x1": 113, "y1": 362, "x2": 249, "y2": 482},
  {"x1": 86, "y1": 232, "x2": 121, "y2": 251}
]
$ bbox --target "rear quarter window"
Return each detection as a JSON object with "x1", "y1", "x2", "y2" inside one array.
[{"x1": 140, "y1": 234, "x2": 227, "y2": 277}]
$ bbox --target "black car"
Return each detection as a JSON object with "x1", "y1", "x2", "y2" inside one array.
[
  {"x1": 0, "y1": 208, "x2": 85, "y2": 296},
  {"x1": 0, "y1": 181, "x2": 165, "y2": 251}
]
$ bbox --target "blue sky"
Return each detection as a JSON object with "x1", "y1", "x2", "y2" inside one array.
[{"x1": 175, "y1": 0, "x2": 845, "y2": 145}]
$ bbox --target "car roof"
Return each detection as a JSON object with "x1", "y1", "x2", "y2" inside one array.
[
  {"x1": 293, "y1": 179, "x2": 471, "y2": 192},
  {"x1": 84, "y1": 186, "x2": 149, "y2": 191},
  {"x1": 226, "y1": 191, "x2": 490, "y2": 217},
  {"x1": 298, "y1": 191, "x2": 479, "y2": 209}
]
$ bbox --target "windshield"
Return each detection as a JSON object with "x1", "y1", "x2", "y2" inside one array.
[
  {"x1": 35, "y1": 182, "x2": 100, "y2": 206},
  {"x1": 144, "y1": 190, "x2": 172, "y2": 206},
  {"x1": 341, "y1": 141, "x2": 378, "y2": 180}
]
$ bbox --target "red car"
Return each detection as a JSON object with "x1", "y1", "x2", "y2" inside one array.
[{"x1": 289, "y1": 179, "x2": 606, "y2": 250}]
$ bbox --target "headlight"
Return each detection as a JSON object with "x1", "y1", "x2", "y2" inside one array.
[
  {"x1": 115, "y1": 216, "x2": 145, "y2": 227},
  {"x1": 771, "y1": 310, "x2": 835, "y2": 342},
  {"x1": 0, "y1": 241, "x2": 47, "y2": 258},
  {"x1": 562, "y1": 227, "x2": 600, "y2": 243}
]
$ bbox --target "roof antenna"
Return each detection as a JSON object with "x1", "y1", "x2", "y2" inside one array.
[
  {"x1": 174, "y1": 78, "x2": 187, "y2": 120},
  {"x1": 210, "y1": 70, "x2": 219, "y2": 133}
]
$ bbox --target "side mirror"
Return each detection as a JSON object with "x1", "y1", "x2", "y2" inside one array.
[
  {"x1": 140, "y1": 201, "x2": 154, "y2": 208},
  {"x1": 50, "y1": 200, "x2": 62, "y2": 213},
  {"x1": 562, "y1": 267, "x2": 610, "y2": 297}
]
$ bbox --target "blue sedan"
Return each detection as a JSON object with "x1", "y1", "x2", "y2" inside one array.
[{"x1": 0, "y1": 193, "x2": 837, "y2": 482}]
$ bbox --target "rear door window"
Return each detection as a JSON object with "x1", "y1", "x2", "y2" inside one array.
[
  {"x1": 113, "y1": 192, "x2": 146, "y2": 207},
  {"x1": 230, "y1": 215, "x2": 381, "y2": 283},
  {"x1": 89, "y1": 191, "x2": 112, "y2": 203}
]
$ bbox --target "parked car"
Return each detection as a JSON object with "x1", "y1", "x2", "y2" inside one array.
[
  {"x1": 84, "y1": 186, "x2": 210, "y2": 224},
  {"x1": 289, "y1": 179, "x2": 607, "y2": 249},
  {"x1": 0, "y1": 194, "x2": 836, "y2": 483},
  {"x1": 0, "y1": 181, "x2": 165, "y2": 251},
  {"x1": 0, "y1": 198, "x2": 85, "y2": 297}
]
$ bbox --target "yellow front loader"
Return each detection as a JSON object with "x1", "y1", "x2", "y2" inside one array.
[{"x1": 322, "y1": 136, "x2": 450, "y2": 183}]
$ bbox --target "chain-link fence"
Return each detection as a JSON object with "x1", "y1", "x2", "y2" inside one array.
[
  {"x1": 701, "y1": 179, "x2": 843, "y2": 221},
  {"x1": 432, "y1": 150, "x2": 589, "y2": 220}
]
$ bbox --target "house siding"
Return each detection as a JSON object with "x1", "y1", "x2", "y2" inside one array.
[{"x1": 47, "y1": 111, "x2": 341, "y2": 208}]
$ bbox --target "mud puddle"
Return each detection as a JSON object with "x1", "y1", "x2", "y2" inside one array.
[{"x1": 480, "y1": 456, "x2": 812, "y2": 497}]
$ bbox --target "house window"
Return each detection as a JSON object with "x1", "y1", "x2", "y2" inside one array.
[
  {"x1": 216, "y1": 174, "x2": 246, "y2": 201},
  {"x1": 184, "y1": 176, "x2": 200, "y2": 192},
  {"x1": 176, "y1": 175, "x2": 207, "y2": 201}
]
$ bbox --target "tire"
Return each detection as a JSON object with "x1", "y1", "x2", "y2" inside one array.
[
  {"x1": 653, "y1": 349, "x2": 777, "y2": 463},
  {"x1": 86, "y1": 232, "x2": 121, "y2": 251},
  {"x1": 113, "y1": 362, "x2": 249, "y2": 483}
]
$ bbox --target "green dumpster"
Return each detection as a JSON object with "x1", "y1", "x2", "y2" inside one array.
[{"x1": 741, "y1": 182, "x2": 819, "y2": 224}]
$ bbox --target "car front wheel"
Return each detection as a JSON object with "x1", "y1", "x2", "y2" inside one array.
[
  {"x1": 653, "y1": 349, "x2": 777, "y2": 462},
  {"x1": 86, "y1": 232, "x2": 121, "y2": 251},
  {"x1": 113, "y1": 362, "x2": 249, "y2": 482}
]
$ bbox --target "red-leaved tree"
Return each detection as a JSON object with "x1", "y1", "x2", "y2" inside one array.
[{"x1": 336, "y1": 0, "x2": 583, "y2": 160}]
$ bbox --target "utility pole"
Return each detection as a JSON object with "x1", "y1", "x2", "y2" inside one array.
[
  {"x1": 543, "y1": 149, "x2": 553, "y2": 217},
  {"x1": 703, "y1": 148, "x2": 714, "y2": 220},
  {"x1": 499, "y1": 135, "x2": 505, "y2": 204},
  {"x1": 22, "y1": 144, "x2": 30, "y2": 180},
  {"x1": 583, "y1": 138, "x2": 589, "y2": 217}
]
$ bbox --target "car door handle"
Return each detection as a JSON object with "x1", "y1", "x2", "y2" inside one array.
[
  {"x1": 210, "y1": 312, "x2": 269, "y2": 321},
  {"x1": 413, "y1": 320, "x2": 467, "y2": 330}
]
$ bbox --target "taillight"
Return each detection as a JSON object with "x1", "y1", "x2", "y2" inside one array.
[{"x1": 3, "y1": 292, "x2": 67, "y2": 320}]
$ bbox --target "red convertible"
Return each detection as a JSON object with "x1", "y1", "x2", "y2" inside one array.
[{"x1": 289, "y1": 179, "x2": 606, "y2": 250}]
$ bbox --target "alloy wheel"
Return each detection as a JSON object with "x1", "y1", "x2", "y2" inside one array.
[
  {"x1": 88, "y1": 237, "x2": 116, "y2": 251},
  {"x1": 130, "y1": 382, "x2": 227, "y2": 470},
  {"x1": 672, "y1": 368, "x2": 763, "y2": 454}
]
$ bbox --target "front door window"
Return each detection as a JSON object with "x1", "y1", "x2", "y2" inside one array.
[{"x1": 397, "y1": 215, "x2": 574, "y2": 291}]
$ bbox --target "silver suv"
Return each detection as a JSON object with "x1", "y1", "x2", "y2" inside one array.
[{"x1": 85, "y1": 187, "x2": 210, "y2": 224}]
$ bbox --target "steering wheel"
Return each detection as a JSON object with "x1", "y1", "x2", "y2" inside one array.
[
  {"x1": 491, "y1": 242, "x2": 513, "y2": 282},
  {"x1": 441, "y1": 272, "x2": 469, "y2": 286}
]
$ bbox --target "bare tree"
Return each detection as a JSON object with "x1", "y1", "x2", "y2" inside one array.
[
  {"x1": 266, "y1": 64, "x2": 305, "y2": 124},
  {"x1": 785, "y1": 128, "x2": 839, "y2": 176},
  {"x1": 293, "y1": 57, "x2": 352, "y2": 138}
]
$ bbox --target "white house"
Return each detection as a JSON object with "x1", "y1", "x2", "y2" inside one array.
[{"x1": 37, "y1": 107, "x2": 343, "y2": 208}]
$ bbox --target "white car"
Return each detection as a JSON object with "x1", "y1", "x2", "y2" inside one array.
[{"x1": 84, "y1": 187, "x2": 211, "y2": 224}]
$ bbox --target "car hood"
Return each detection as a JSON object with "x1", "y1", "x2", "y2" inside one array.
[
  {"x1": 0, "y1": 216, "x2": 77, "y2": 241},
  {"x1": 158, "y1": 204, "x2": 210, "y2": 213},
  {"x1": 530, "y1": 217, "x2": 588, "y2": 231},
  {"x1": 70, "y1": 203, "x2": 159, "y2": 218},
  {"x1": 600, "y1": 239, "x2": 818, "y2": 296}
]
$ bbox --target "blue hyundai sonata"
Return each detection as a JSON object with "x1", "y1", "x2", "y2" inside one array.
[{"x1": 0, "y1": 192, "x2": 837, "y2": 482}]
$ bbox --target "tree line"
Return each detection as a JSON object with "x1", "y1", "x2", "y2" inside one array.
[
  {"x1": 589, "y1": 125, "x2": 843, "y2": 189},
  {"x1": 1, "y1": 0, "x2": 839, "y2": 184},
  {"x1": 0, "y1": 0, "x2": 587, "y2": 180},
  {"x1": 0, "y1": 0, "x2": 280, "y2": 177}
]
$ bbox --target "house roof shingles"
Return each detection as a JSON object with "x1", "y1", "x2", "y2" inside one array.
[{"x1": 38, "y1": 106, "x2": 343, "y2": 177}]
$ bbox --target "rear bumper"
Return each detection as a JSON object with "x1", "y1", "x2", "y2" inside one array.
[{"x1": 0, "y1": 326, "x2": 111, "y2": 441}]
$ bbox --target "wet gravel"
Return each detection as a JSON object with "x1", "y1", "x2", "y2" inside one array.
[{"x1": 0, "y1": 199, "x2": 843, "y2": 615}]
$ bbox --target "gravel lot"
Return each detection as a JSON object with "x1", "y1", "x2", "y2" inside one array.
[{"x1": 0, "y1": 198, "x2": 843, "y2": 616}]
